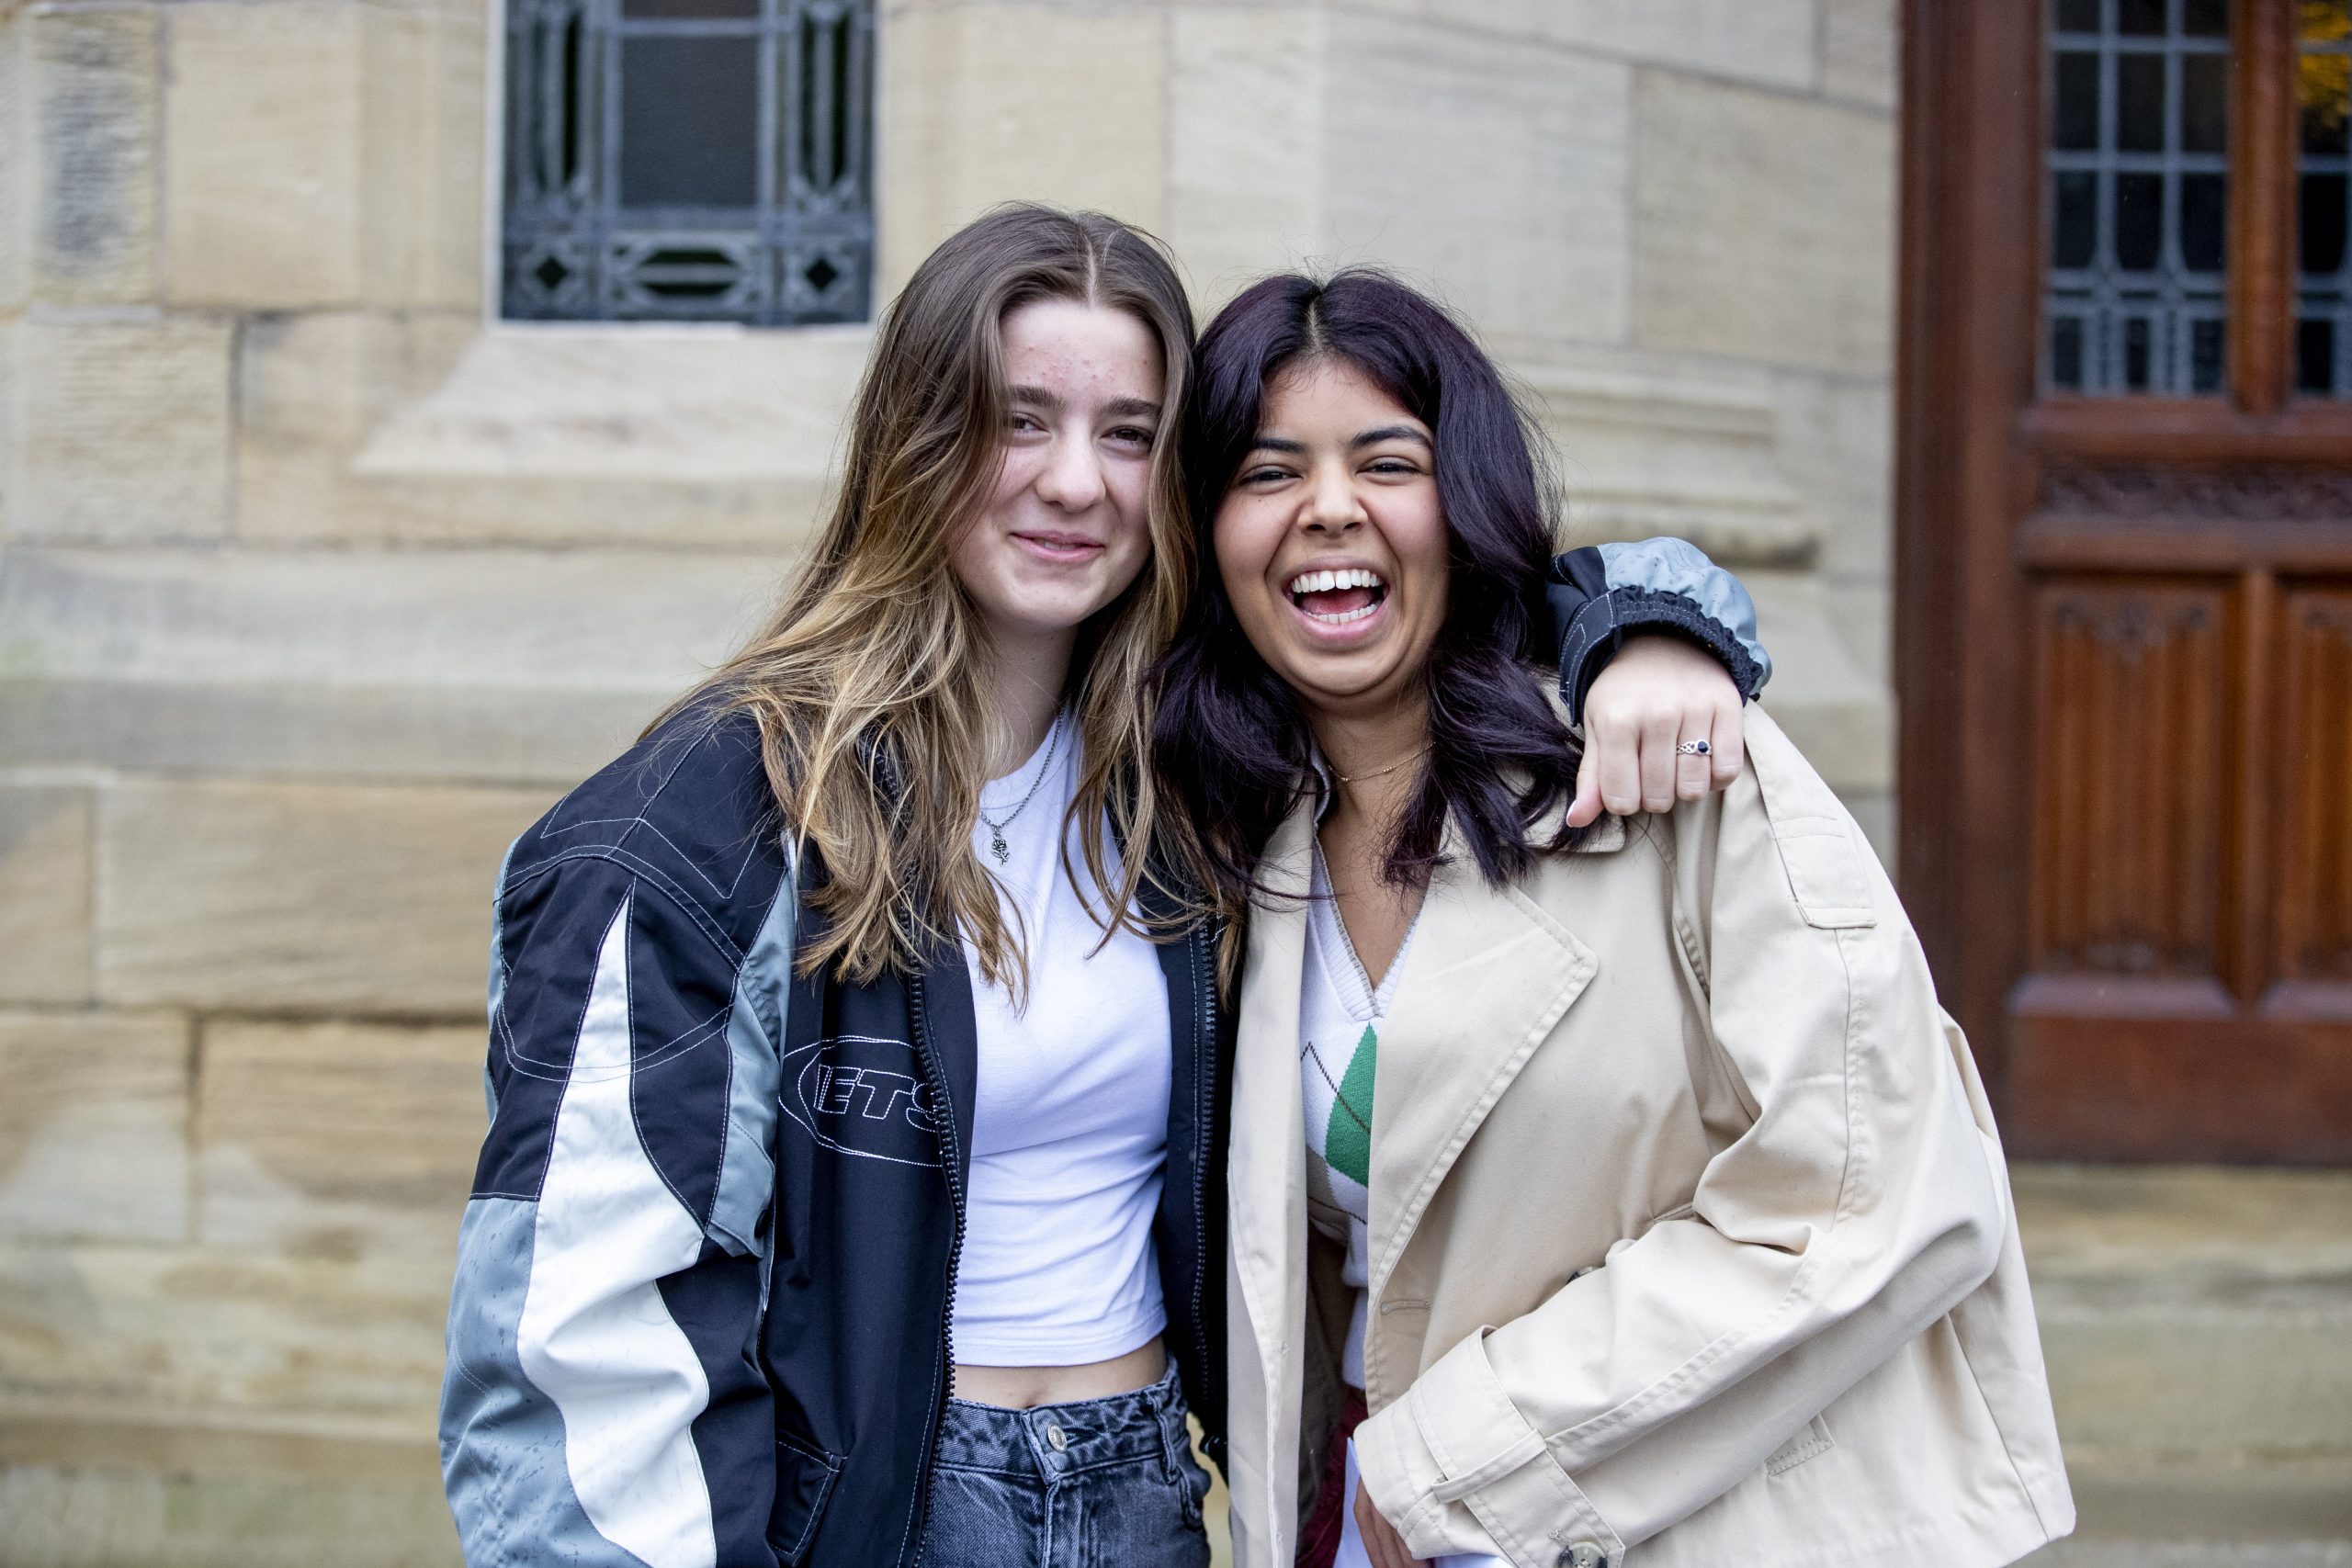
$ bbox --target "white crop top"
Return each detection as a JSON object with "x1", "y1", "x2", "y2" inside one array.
[{"x1": 950, "y1": 716, "x2": 1173, "y2": 1367}]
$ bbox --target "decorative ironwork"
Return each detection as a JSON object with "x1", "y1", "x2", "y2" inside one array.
[
  {"x1": 2041, "y1": 458, "x2": 2352, "y2": 518},
  {"x1": 501, "y1": 0, "x2": 874, "y2": 326},
  {"x1": 2044, "y1": 0, "x2": 2233, "y2": 395},
  {"x1": 2299, "y1": 1, "x2": 2352, "y2": 391}
]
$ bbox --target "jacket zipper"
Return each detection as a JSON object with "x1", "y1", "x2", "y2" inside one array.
[
  {"x1": 900, "y1": 965, "x2": 967, "y2": 1568},
  {"x1": 1191, "y1": 916, "x2": 1222, "y2": 1453}
]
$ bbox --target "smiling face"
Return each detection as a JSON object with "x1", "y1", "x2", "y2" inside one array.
[
  {"x1": 950, "y1": 297, "x2": 1164, "y2": 661},
  {"x1": 1213, "y1": 357, "x2": 1451, "y2": 726}
]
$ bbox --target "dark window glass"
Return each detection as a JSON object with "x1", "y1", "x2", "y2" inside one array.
[
  {"x1": 618, "y1": 38, "x2": 760, "y2": 209},
  {"x1": 2299, "y1": 317, "x2": 2336, "y2": 389},
  {"x1": 503, "y1": 0, "x2": 875, "y2": 324},
  {"x1": 2058, "y1": 0, "x2": 2103, "y2": 30},
  {"x1": 2181, "y1": 51, "x2": 2228, "y2": 151},
  {"x1": 2124, "y1": 316, "x2": 2154, "y2": 387},
  {"x1": 2055, "y1": 51, "x2": 2103, "y2": 148},
  {"x1": 2304, "y1": 172, "x2": 2348, "y2": 273},
  {"x1": 2191, "y1": 317, "x2": 2225, "y2": 390},
  {"x1": 2119, "y1": 0, "x2": 2167, "y2": 34},
  {"x1": 2184, "y1": 0, "x2": 2227, "y2": 35},
  {"x1": 2118, "y1": 51, "x2": 2167, "y2": 150},
  {"x1": 2181, "y1": 172, "x2": 2227, "y2": 270},
  {"x1": 2115, "y1": 172, "x2": 2166, "y2": 268},
  {"x1": 2054, "y1": 170, "x2": 2102, "y2": 266},
  {"x1": 2052, "y1": 316, "x2": 2087, "y2": 388}
]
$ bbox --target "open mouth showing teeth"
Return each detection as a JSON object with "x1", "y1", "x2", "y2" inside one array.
[{"x1": 1286, "y1": 567, "x2": 1389, "y2": 625}]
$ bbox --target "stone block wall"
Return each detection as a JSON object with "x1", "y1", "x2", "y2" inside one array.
[{"x1": 0, "y1": 1, "x2": 1899, "y2": 1560}]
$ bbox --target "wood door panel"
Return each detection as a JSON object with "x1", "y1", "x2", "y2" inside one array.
[
  {"x1": 2027, "y1": 580, "x2": 2234, "y2": 979},
  {"x1": 2008, "y1": 1007, "x2": 2352, "y2": 1161},
  {"x1": 2274, "y1": 585, "x2": 2352, "y2": 991}
]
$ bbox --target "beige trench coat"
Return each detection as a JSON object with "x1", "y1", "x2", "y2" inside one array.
[{"x1": 1223, "y1": 706, "x2": 2075, "y2": 1568}]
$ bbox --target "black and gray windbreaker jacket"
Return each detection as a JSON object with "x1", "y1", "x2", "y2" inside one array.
[{"x1": 437, "y1": 537, "x2": 1770, "y2": 1568}]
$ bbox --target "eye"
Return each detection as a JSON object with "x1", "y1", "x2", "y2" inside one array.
[
  {"x1": 1008, "y1": 412, "x2": 1046, "y2": 434},
  {"x1": 1106, "y1": 424, "x2": 1156, "y2": 447},
  {"x1": 1365, "y1": 457, "x2": 1423, "y2": 477},
  {"x1": 1237, "y1": 464, "x2": 1293, "y2": 487}
]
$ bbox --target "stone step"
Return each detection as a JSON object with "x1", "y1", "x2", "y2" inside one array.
[
  {"x1": 2012, "y1": 1164, "x2": 2352, "y2": 1470},
  {"x1": 2011, "y1": 1164, "x2": 2352, "y2": 1563}
]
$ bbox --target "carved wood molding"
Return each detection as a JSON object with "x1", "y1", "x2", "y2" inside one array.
[{"x1": 2041, "y1": 460, "x2": 2352, "y2": 521}]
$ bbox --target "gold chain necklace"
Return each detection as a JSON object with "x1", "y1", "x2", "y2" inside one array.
[{"x1": 1335, "y1": 746, "x2": 1429, "y2": 784}]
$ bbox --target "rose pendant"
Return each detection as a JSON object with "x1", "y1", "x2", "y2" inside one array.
[{"x1": 989, "y1": 833, "x2": 1010, "y2": 865}]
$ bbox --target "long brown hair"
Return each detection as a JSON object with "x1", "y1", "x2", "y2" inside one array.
[{"x1": 671, "y1": 205, "x2": 1198, "y2": 992}]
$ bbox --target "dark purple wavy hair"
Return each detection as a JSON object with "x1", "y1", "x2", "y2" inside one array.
[{"x1": 1150, "y1": 269, "x2": 1580, "y2": 914}]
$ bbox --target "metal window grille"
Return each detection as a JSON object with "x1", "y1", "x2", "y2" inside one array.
[
  {"x1": 2044, "y1": 0, "x2": 2233, "y2": 395},
  {"x1": 2299, "y1": 0, "x2": 2352, "y2": 392},
  {"x1": 501, "y1": 0, "x2": 874, "y2": 326}
]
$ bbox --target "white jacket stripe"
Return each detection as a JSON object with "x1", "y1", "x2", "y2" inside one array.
[{"x1": 517, "y1": 894, "x2": 718, "y2": 1568}]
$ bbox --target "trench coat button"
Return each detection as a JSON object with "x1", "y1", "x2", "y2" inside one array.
[{"x1": 1558, "y1": 1544, "x2": 1607, "y2": 1568}]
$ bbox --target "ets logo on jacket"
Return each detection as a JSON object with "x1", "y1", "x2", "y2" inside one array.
[{"x1": 780, "y1": 1035, "x2": 944, "y2": 1167}]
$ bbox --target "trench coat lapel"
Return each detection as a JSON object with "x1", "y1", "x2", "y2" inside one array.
[{"x1": 1364, "y1": 825, "x2": 1600, "y2": 1303}]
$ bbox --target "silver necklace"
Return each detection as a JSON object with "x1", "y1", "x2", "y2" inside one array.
[{"x1": 978, "y1": 714, "x2": 1066, "y2": 867}]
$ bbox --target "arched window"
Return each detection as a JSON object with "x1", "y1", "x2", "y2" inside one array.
[{"x1": 500, "y1": 0, "x2": 874, "y2": 324}]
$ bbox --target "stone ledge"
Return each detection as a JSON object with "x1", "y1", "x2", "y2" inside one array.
[
  {"x1": 355, "y1": 324, "x2": 869, "y2": 483},
  {"x1": 2061, "y1": 1461, "x2": 2352, "y2": 1544},
  {"x1": 0, "y1": 543, "x2": 787, "y2": 784},
  {"x1": 236, "y1": 317, "x2": 867, "y2": 544},
  {"x1": 1524, "y1": 356, "x2": 1823, "y2": 570}
]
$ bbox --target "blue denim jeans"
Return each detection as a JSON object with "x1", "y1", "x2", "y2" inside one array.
[{"x1": 919, "y1": 1360, "x2": 1214, "y2": 1568}]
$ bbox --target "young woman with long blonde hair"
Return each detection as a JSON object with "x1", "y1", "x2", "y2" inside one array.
[{"x1": 438, "y1": 208, "x2": 1771, "y2": 1568}]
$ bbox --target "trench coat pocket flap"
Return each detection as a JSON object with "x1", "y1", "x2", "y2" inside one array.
[
  {"x1": 1768, "y1": 816, "x2": 1876, "y2": 929},
  {"x1": 1764, "y1": 1414, "x2": 1836, "y2": 1476},
  {"x1": 769, "y1": 1430, "x2": 844, "y2": 1564}
]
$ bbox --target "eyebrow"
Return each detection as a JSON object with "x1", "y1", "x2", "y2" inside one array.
[
  {"x1": 1244, "y1": 425, "x2": 1432, "y2": 454},
  {"x1": 1009, "y1": 385, "x2": 1163, "y2": 422}
]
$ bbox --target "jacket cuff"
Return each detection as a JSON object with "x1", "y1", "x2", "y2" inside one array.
[
  {"x1": 1355, "y1": 1331, "x2": 1628, "y2": 1568},
  {"x1": 1554, "y1": 585, "x2": 1769, "y2": 728}
]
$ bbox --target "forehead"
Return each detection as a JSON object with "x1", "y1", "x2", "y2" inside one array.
[
  {"x1": 1000, "y1": 298, "x2": 1164, "y2": 396},
  {"x1": 1259, "y1": 357, "x2": 1421, "y2": 433}
]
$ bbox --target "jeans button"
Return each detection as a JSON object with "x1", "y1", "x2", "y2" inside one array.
[{"x1": 1046, "y1": 1423, "x2": 1069, "y2": 1452}]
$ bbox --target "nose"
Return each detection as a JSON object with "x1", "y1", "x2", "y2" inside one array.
[
  {"x1": 1300, "y1": 458, "x2": 1365, "y2": 536},
  {"x1": 1032, "y1": 430, "x2": 1108, "y2": 513}
]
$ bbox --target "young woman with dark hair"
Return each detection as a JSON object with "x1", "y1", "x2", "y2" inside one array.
[
  {"x1": 1159, "y1": 271, "x2": 2073, "y2": 1568},
  {"x1": 438, "y1": 210, "x2": 1771, "y2": 1568}
]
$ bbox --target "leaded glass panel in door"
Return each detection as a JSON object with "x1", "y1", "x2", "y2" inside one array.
[
  {"x1": 502, "y1": 0, "x2": 873, "y2": 325},
  {"x1": 2045, "y1": 0, "x2": 2232, "y2": 394}
]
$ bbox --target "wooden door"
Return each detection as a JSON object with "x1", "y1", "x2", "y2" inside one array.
[{"x1": 1900, "y1": 0, "x2": 2352, "y2": 1161}]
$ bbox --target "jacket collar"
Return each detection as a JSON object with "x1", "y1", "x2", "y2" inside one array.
[{"x1": 1230, "y1": 796, "x2": 1608, "y2": 1367}]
